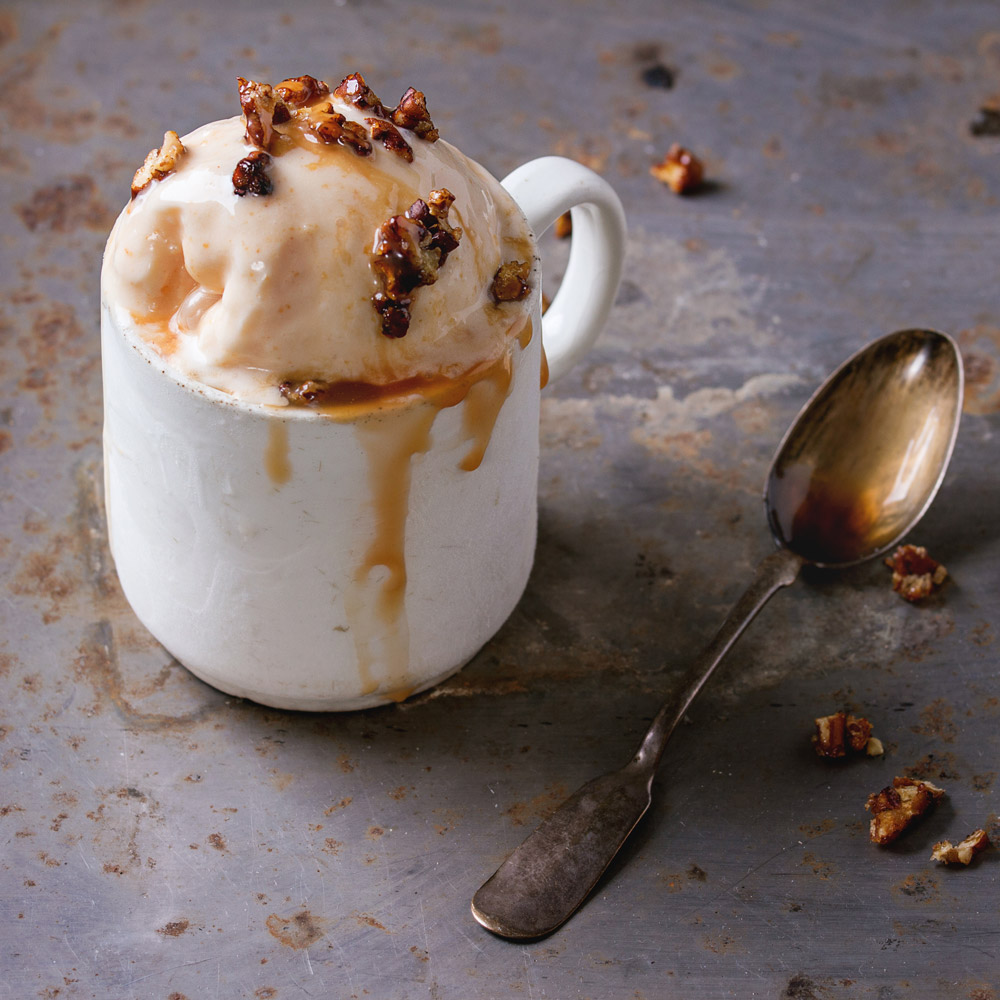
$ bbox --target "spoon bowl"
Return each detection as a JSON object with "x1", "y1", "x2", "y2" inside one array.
[
  {"x1": 473, "y1": 328, "x2": 964, "y2": 940},
  {"x1": 767, "y1": 329, "x2": 964, "y2": 566}
]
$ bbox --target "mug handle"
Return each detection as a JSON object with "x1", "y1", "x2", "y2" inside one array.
[{"x1": 501, "y1": 156, "x2": 627, "y2": 382}]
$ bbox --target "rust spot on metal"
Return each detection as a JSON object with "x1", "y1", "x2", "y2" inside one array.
[
  {"x1": 321, "y1": 838, "x2": 342, "y2": 856},
  {"x1": 10, "y1": 536, "x2": 78, "y2": 624},
  {"x1": 16, "y1": 175, "x2": 115, "y2": 233},
  {"x1": 157, "y1": 919, "x2": 190, "y2": 937},
  {"x1": 893, "y1": 871, "x2": 940, "y2": 902},
  {"x1": 0, "y1": 10, "x2": 17, "y2": 46},
  {"x1": 74, "y1": 621, "x2": 219, "y2": 730},
  {"x1": 367, "y1": 826, "x2": 384, "y2": 839},
  {"x1": 336, "y1": 754, "x2": 356, "y2": 773},
  {"x1": 352, "y1": 911, "x2": 388, "y2": 932},
  {"x1": 972, "y1": 772, "x2": 996, "y2": 792},
  {"x1": 782, "y1": 975, "x2": 820, "y2": 999},
  {"x1": 323, "y1": 796, "x2": 352, "y2": 815},
  {"x1": 797, "y1": 818, "x2": 837, "y2": 839},
  {"x1": 265, "y1": 909, "x2": 327, "y2": 949},
  {"x1": 502, "y1": 783, "x2": 568, "y2": 827},
  {"x1": 958, "y1": 326, "x2": 1000, "y2": 414},
  {"x1": 103, "y1": 862, "x2": 125, "y2": 875},
  {"x1": 905, "y1": 752, "x2": 961, "y2": 781},
  {"x1": 388, "y1": 785, "x2": 410, "y2": 800},
  {"x1": 255, "y1": 989, "x2": 278, "y2": 1000},
  {"x1": 800, "y1": 851, "x2": 835, "y2": 879},
  {"x1": 168, "y1": 993, "x2": 191, "y2": 1000},
  {"x1": 910, "y1": 698, "x2": 957, "y2": 743},
  {"x1": 207, "y1": 832, "x2": 226, "y2": 851}
]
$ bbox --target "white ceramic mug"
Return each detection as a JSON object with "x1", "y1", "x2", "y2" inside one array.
[{"x1": 102, "y1": 156, "x2": 625, "y2": 711}]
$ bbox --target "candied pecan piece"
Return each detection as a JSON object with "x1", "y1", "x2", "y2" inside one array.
[
  {"x1": 554, "y1": 211, "x2": 572, "y2": 239},
  {"x1": 391, "y1": 87, "x2": 439, "y2": 142},
  {"x1": 865, "y1": 737, "x2": 885, "y2": 757},
  {"x1": 650, "y1": 144, "x2": 704, "y2": 194},
  {"x1": 232, "y1": 151, "x2": 273, "y2": 196},
  {"x1": 491, "y1": 260, "x2": 532, "y2": 303},
  {"x1": 366, "y1": 118, "x2": 413, "y2": 162},
  {"x1": 310, "y1": 107, "x2": 372, "y2": 156},
  {"x1": 885, "y1": 544, "x2": 947, "y2": 602},
  {"x1": 238, "y1": 77, "x2": 290, "y2": 151},
  {"x1": 813, "y1": 711, "x2": 875, "y2": 757},
  {"x1": 275, "y1": 74, "x2": 330, "y2": 109},
  {"x1": 279, "y1": 379, "x2": 332, "y2": 406},
  {"x1": 865, "y1": 776, "x2": 945, "y2": 845},
  {"x1": 369, "y1": 188, "x2": 463, "y2": 338},
  {"x1": 970, "y1": 107, "x2": 1000, "y2": 137},
  {"x1": 334, "y1": 72, "x2": 387, "y2": 117},
  {"x1": 131, "y1": 130, "x2": 185, "y2": 199},
  {"x1": 931, "y1": 829, "x2": 991, "y2": 865},
  {"x1": 814, "y1": 711, "x2": 847, "y2": 758}
]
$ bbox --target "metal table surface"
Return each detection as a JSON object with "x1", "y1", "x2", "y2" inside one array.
[{"x1": 2, "y1": 1, "x2": 998, "y2": 997}]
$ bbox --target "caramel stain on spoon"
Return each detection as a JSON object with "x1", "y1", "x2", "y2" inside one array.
[{"x1": 264, "y1": 421, "x2": 292, "y2": 485}]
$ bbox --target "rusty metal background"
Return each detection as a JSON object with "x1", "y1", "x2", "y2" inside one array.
[{"x1": 2, "y1": 1, "x2": 999, "y2": 997}]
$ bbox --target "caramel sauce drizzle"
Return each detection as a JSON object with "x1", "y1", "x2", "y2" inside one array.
[
  {"x1": 338, "y1": 315, "x2": 532, "y2": 699},
  {"x1": 264, "y1": 421, "x2": 292, "y2": 486}
]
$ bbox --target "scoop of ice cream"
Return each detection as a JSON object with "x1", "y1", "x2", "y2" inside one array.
[{"x1": 102, "y1": 74, "x2": 533, "y2": 405}]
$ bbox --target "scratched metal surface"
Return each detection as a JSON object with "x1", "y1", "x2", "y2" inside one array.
[{"x1": 2, "y1": 0, "x2": 999, "y2": 997}]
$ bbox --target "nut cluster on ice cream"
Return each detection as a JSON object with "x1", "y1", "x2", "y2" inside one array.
[{"x1": 102, "y1": 73, "x2": 534, "y2": 406}]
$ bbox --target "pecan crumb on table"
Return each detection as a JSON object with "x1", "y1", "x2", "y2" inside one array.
[
  {"x1": 650, "y1": 144, "x2": 704, "y2": 194},
  {"x1": 813, "y1": 711, "x2": 882, "y2": 758},
  {"x1": 885, "y1": 544, "x2": 947, "y2": 602},
  {"x1": 931, "y1": 829, "x2": 991, "y2": 865},
  {"x1": 866, "y1": 776, "x2": 945, "y2": 845}
]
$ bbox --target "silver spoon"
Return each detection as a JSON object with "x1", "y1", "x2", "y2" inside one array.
[{"x1": 472, "y1": 328, "x2": 964, "y2": 940}]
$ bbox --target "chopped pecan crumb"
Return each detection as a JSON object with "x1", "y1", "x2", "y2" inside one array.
[
  {"x1": 931, "y1": 829, "x2": 991, "y2": 865},
  {"x1": 232, "y1": 151, "x2": 273, "y2": 197},
  {"x1": 309, "y1": 106, "x2": 373, "y2": 156},
  {"x1": 238, "y1": 77, "x2": 290, "y2": 151},
  {"x1": 366, "y1": 118, "x2": 413, "y2": 162},
  {"x1": 554, "y1": 211, "x2": 572, "y2": 239},
  {"x1": 391, "y1": 87, "x2": 439, "y2": 142},
  {"x1": 813, "y1": 711, "x2": 876, "y2": 758},
  {"x1": 279, "y1": 379, "x2": 332, "y2": 406},
  {"x1": 131, "y1": 130, "x2": 185, "y2": 199},
  {"x1": 334, "y1": 72, "x2": 387, "y2": 117},
  {"x1": 491, "y1": 261, "x2": 532, "y2": 303},
  {"x1": 885, "y1": 544, "x2": 947, "y2": 602},
  {"x1": 370, "y1": 188, "x2": 462, "y2": 338},
  {"x1": 650, "y1": 144, "x2": 704, "y2": 195},
  {"x1": 274, "y1": 75, "x2": 330, "y2": 109},
  {"x1": 866, "y1": 737, "x2": 884, "y2": 757},
  {"x1": 866, "y1": 776, "x2": 945, "y2": 845},
  {"x1": 969, "y1": 107, "x2": 1000, "y2": 137}
]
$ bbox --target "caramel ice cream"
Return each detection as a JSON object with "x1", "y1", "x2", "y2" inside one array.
[{"x1": 102, "y1": 73, "x2": 534, "y2": 406}]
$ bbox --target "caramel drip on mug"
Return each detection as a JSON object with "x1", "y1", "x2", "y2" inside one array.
[
  {"x1": 264, "y1": 421, "x2": 292, "y2": 485},
  {"x1": 343, "y1": 315, "x2": 533, "y2": 699},
  {"x1": 344, "y1": 406, "x2": 436, "y2": 697}
]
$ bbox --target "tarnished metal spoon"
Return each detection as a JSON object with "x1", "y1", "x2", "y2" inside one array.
[{"x1": 472, "y1": 328, "x2": 964, "y2": 940}]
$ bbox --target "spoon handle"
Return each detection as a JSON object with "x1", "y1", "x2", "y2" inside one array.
[
  {"x1": 633, "y1": 546, "x2": 804, "y2": 774},
  {"x1": 471, "y1": 546, "x2": 803, "y2": 941}
]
